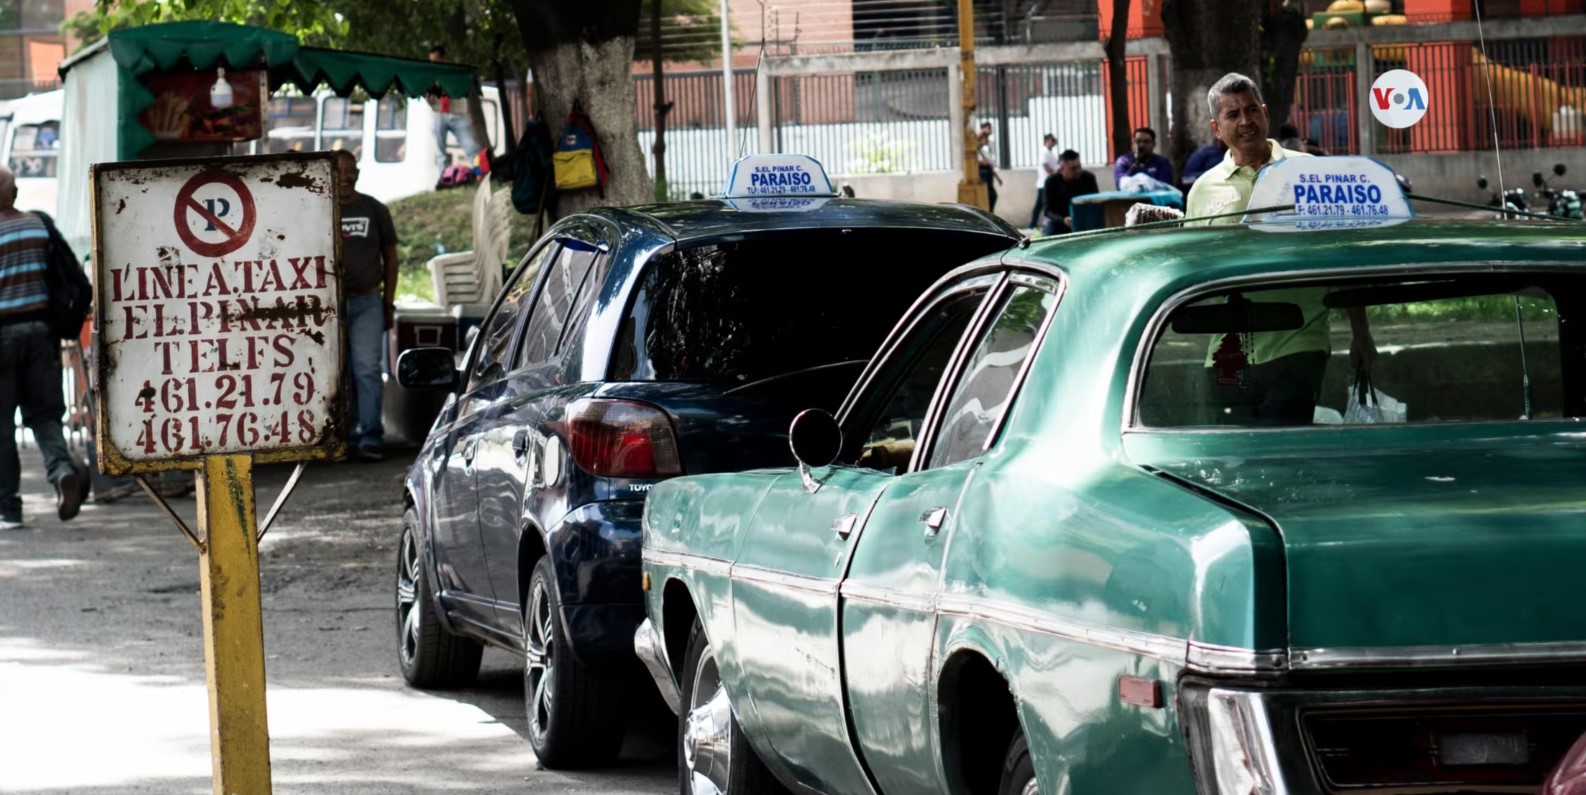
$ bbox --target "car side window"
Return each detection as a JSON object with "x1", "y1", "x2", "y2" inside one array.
[
  {"x1": 518, "y1": 241, "x2": 601, "y2": 367},
  {"x1": 927, "y1": 282, "x2": 1057, "y2": 469},
  {"x1": 849, "y1": 285, "x2": 995, "y2": 474},
  {"x1": 467, "y1": 244, "x2": 554, "y2": 393}
]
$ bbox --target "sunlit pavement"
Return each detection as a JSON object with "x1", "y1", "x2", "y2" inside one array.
[{"x1": 0, "y1": 450, "x2": 671, "y2": 794}]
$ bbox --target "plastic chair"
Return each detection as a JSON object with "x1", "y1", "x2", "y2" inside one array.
[{"x1": 427, "y1": 173, "x2": 513, "y2": 307}]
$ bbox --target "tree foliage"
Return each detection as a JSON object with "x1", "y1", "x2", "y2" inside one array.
[
  {"x1": 66, "y1": 0, "x2": 347, "y2": 48},
  {"x1": 636, "y1": 0, "x2": 726, "y2": 64}
]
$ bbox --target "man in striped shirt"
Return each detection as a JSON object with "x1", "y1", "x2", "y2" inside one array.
[{"x1": 0, "y1": 165, "x2": 86, "y2": 529}]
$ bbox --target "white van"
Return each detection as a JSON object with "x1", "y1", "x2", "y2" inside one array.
[
  {"x1": 260, "y1": 87, "x2": 508, "y2": 203},
  {"x1": 2, "y1": 85, "x2": 506, "y2": 215},
  {"x1": 0, "y1": 90, "x2": 64, "y2": 215}
]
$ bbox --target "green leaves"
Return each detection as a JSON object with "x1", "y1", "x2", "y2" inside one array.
[{"x1": 69, "y1": 0, "x2": 347, "y2": 50}]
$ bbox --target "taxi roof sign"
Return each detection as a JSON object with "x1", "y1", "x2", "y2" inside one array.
[
  {"x1": 1243, "y1": 155, "x2": 1413, "y2": 230},
  {"x1": 722, "y1": 154, "x2": 836, "y2": 199}
]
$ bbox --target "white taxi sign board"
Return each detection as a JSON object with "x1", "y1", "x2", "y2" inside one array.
[
  {"x1": 1244, "y1": 156, "x2": 1412, "y2": 232},
  {"x1": 721, "y1": 153, "x2": 836, "y2": 199},
  {"x1": 92, "y1": 153, "x2": 344, "y2": 474}
]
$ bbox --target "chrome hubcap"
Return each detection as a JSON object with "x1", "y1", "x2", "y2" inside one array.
[
  {"x1": 684, "y1": 647, "x2": 732, "y2": 795},
  {"x1": 396, "y1": 526, "x2": 421, "y2": 667},
  {"x1": 524, "y1": 578, "x2": 555, "y2": 742},
  {"x1": 1020, "y1": 779, "x2": 1039, "y2": 795}
]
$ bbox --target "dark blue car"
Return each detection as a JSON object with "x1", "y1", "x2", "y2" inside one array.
[{"x1": 394, "y1": 180, "x2": 1020, "y2": 768}]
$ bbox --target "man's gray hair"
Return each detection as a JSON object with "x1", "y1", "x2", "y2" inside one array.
[{"x1": 1206, "y1": 72, "x2": 1263, "y2": 118}]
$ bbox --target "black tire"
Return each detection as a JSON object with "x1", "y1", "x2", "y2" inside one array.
[
  {"x1": 395, "y1": 508, "x2": 483, "y2": 688},
  {"x1": 999, "y1": 728, "x2": 1038, "y2": 795},
  {"x1": 678, "y1": 619, "x2": 786, "y2": 795},
  {"x1": 523, "y1": 556, "x2": 627, "y2": 769}
]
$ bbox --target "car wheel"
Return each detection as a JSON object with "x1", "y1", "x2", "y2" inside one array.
[
  {"x1": 679, "y1": 619, "x2": 786, "y2": 795},
  {"x1": 999, "y1": 728, "x2": 1038, "y2": 795},
  {"x1": 523, "y1": 556, "x2": 626, "y2": 768},
  {"x1": 395, "y1": 507, "x2": 483, "y2": 688}
]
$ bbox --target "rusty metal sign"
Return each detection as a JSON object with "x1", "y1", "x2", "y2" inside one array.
[{"x1": 92, "y1": 153, "x2": 345, "y2": 475}]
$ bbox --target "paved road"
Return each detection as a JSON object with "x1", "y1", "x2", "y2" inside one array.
[{"x1": 0, "y1": 450, "x2": 674, "y2": 794}]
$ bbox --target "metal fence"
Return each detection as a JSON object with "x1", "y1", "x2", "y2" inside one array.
[
  {"x1": 1290, "y1": 35, "x2": 1586, "y2": 155},
  {"x1": 639, "y1": 30, "x2": 1586, "y2": 196}
]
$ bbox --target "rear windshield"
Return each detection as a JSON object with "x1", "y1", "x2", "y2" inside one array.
[
  {"x1": 609, "y1": 229, "x2": 1006, "y2": 386},
  {"x1": 1137, "y1": 270, "x2": 1586, "y2": 428}
]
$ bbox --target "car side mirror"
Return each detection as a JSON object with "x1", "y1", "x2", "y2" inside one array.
[
  {"x1": 397, "y1": 347, "x2": 459, "y2": 390},
  {"x1": 1534, "y1": 171, "x2": 1546, "y2": 188},
  {"x1": 790, "y1": 409, "x2": 842, "y2": 468},
  {"x1": 1556, "y1": 163, "x2": 1568, "y2": 177},
  {"x1": 790, "y1": 409, "x2": 842, "y2": 494}
]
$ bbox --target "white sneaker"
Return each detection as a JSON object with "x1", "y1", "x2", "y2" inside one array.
[{"x1": 0, "y1": 518, "x2": 24, "y2": 530}]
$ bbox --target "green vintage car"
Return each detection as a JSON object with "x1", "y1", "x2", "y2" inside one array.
[{"x1": 635, "y1": 161, "x2": 1586, "y2": 795}]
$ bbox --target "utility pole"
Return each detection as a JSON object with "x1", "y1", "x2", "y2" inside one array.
[
  {"x1": 956, "y1": 0, "x2": 988, "y2": 210},
  {"x1": 720, "y1": 0, "x2": 737, "y2": 157}
]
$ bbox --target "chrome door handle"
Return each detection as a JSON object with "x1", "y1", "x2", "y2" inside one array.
[
  {"x1": 832, "y1": 513, "x2": 858, "y2": 539},
  {"x1": 921, "y1": 507, "x2": 948, "y2": 538}
]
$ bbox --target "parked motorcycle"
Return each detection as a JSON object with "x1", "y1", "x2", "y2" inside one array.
[
  {"x1": 1532, "y1": 163, "x2": 1583, "y2": 220},
  {"x1": 1478, "y1": 175, "x2": 1530, "y2": 219}
]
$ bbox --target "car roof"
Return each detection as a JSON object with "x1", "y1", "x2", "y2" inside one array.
[
  {"x1": 1010, "y1": 218, "x2": 1586, "y2": 295},
  {"x1": 597, "y1": 197, "x2": 1022, "y2": 245}
]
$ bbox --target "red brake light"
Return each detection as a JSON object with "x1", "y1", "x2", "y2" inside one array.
[{"x1": 566, "y1": 399, "x2": 683, "y2": 478}]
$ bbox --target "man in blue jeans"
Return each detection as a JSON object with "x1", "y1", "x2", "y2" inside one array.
[
  {"x1": 427, "y1": 45, "x2": 478, "y2": 183},
  {"x1": 0, "y1": 165, "x2": 86, "y2": 528},
  {"x1": 335, "y1": 151, "x2": 400, "y2": 461}
]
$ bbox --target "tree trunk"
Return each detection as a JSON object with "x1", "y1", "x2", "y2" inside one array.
[
  {"x1": 651, "y1": 0, "x2": 671, "y2": 202},
  {"x1": 1261, "y1": 0, "x2": 1308, "y2": 135},
  {"x1": 1161, "y1": 0, "x2": 1262, "y2": 177},
  {"x1": 511, "y1": 0, "x2": 650, "y2": 214},
  {"x1": 1106, "y1": 0, "x2": 1133, "y2": 164}
]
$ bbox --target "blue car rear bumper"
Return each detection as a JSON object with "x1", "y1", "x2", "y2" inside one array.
[{"x1": 548, "y1": 499, "x2": 647, "y2": 667}]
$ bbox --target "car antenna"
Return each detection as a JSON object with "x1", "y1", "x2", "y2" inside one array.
[
  {"x1": 739, "y1": 30, "x2": 766, "y2": 159},
  {"x1": 1515, "y1": 295, "x2": 1533, "y2": 420},
  {"x1": 1473, "y1": 0, "x2": 1509, "y2": 212}
]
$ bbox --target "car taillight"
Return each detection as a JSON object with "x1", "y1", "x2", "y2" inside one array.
[{"x1": 566, "y1": 399, "x2": 683, "y2": 478}]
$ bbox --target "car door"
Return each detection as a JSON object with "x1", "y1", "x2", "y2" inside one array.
[
  {"x1": 477, "y1": 227, "x2": 608, "y2": 627},
  {"x1": 429, "y1": 242, "x2": 553, "y2": 626},
  {"x1": 840, "y1": 273, "x2": 1060, "y2": 795},
  {"x1": 728, "y1": 272, "x2": 1003, "y2": 795}
]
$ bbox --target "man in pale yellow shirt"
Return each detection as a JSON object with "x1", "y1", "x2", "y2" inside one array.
[{"x1": 1185, "y1": 73, "x2": 1374, "y2": 425}]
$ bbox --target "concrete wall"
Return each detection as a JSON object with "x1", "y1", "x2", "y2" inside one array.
[{"x1": 833, "y1": 147, "x2": 1586, "y2": 228}]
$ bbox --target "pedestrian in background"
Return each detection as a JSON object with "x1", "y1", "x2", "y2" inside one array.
[
  {"x1": 427, "y1": 45, "x2": 479, "y2": 187},
  {"x1": 1043, "y1": 149, "x2": 1099, "y2": 235},
  {"x1": 0, "y1": 164, "x2": 86, "y2": 528},
  {"x1": 977, "y1": 122, "x2": 1002, "y2": 213},
  {"x1": 1031, "y1": 133, "x2": 1059, "y2": 230},
  {"x1": 335, "y1": 151, "x2": 399, "y2": 462},
  {"x1": 1114, "y1": 127, "x2": 1175, "y2": 186},
  {"x1": 1179, "y1": 139, "x2": 1228, "y2": 193}
]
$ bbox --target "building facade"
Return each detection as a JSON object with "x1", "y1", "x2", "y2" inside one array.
[{"x1": 1, "y1": 0, "x2": 93, "y2": 100}]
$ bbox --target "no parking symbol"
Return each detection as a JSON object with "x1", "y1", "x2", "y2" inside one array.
[{"x1": 174, "y1": 170, "x2": 257, "y2": 258}]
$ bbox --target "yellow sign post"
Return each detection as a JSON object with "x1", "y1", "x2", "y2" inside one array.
[
  {"x1": 197, "y1": 455, "x2": 271, "y2": 792},
  {"x1": 92, "y1": 152, "x2": 346, "y2": 795}
]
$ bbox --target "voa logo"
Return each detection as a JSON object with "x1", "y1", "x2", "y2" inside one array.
[{"x1": 1370, "y1": 69, "x2": 1429, "y2": 129}]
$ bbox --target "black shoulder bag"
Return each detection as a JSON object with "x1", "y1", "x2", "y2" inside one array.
[{"x1": 30, "y1": 210, "x2": 91, "y2": 341}]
